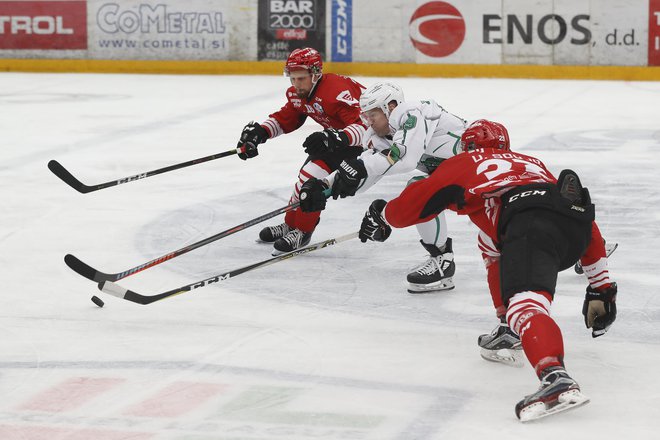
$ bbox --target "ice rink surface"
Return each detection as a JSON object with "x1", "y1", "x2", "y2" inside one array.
[{"x1": 1, "y1": 71, "x2": 659, "y2": 439}]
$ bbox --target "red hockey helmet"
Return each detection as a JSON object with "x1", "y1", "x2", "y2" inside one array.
[
  {"x1": 284, "y1": 47, "x2": 323, "y2": 76},
  {"x1": 460, "y1": 119, "x2": 511, "y2": 152}
]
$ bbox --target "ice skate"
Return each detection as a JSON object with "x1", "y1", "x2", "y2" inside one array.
[
  {"x1": 258, "y1": 222, "x2": 292, "y2": 243},
  {"x1": 515, "y1": 366, "x2": 590, "y2": 422},
  {"x1": 407, "y1": 239, "x2": 455, "y2": 293},
  {"x1": 478, "y1": 319, "x2": 524, "y2": 367},
  {"x1": 272, "y1": 228, "x2": 313, "y2": 255}
]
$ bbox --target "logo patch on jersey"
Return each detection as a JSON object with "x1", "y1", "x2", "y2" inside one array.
[
  {"x1": 387, "y1": 144, "x2": 402, "y2": 164},
  {"x1": 403, "y1": 115, "x2": 417, "y2": 130},
  {"x1": 336, "y1": 90, "x2": 358, "y2": 106},
  {"x1": 313, "y1": 102, "x2": 324, "y2": 114}
]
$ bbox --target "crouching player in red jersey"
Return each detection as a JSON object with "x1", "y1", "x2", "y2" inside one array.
[
  {"x1": 236, "y1": 47, "x2": 366, "y2": 255},
  {"x1": 357, "y1": 119, "x2": 618, "y2": 422}
]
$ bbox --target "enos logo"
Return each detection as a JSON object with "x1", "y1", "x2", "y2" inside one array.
[{"x1": 409, "y1": 1, "x2": 465, "y2": 57}]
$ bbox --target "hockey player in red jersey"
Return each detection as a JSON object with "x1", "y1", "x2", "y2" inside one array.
[
  {"x1": 236, "y1": 47, "x2": 366, "y2": 255},
  {"x1": 357, "y1": 119, "x2": 618, "y2": 422}
]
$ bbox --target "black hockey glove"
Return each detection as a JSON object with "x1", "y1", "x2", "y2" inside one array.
[
  {"x1": 237, "y1": 122, "x2": 268, "y2": 160},
  {"x1": 359, "y1": 199, "x2": 392, "y2": 243},
  {"x1": 299, "y1": 178, "x2": 329, "y2": 212},
  {"x1": 582, "y1": 282, "x2": 617, "y2": 338},
  {"x1": 332, "y1": 159, "x2": 367, "y2": 199},
  {"x1": 303, "y1": 129, "x2": 349, "y2": 156}
]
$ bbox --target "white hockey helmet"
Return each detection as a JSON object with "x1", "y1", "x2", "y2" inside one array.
[{"x1": 359, "y1": 82, "x2": 405, "y2": 118}]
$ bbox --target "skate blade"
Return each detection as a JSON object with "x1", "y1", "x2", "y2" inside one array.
[
  {"x1": 407, "y1": 278, "x2": 455, "y2": 294},
  {"x1": 519, "y1": 389, "x2": 590, "y2": 423},
  {"x1": 256, "y1": 239, "x2": 275, "y2": 244},
  {"x1": 480, "y1": 347, "x2": 525, "y2": 368}
]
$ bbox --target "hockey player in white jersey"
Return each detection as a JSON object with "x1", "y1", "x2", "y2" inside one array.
[{"x1": 299, "y1": 82, "x2": 468, "y2": 293}]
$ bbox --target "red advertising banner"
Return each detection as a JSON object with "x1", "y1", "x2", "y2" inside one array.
[
  {"x1": 0, "y1": 0, "x2": 87, "y2": 50},
  {"x1": 650, "y1": 0, "x2": 660, "y2": 65}
]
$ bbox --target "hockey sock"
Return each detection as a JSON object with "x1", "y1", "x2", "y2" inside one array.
[
  {"x1": 292, "y1": 209, "x2": 320, "y2": 232},
  {"x1": 519, "y1": 313, "x2": 565, "y2": 376},
  {"x1": 284, "y1": 208, "x2": 297, "y2": 229},
  {"x1": 507, "y1": 291, "x2": 564, "y2": 376}
]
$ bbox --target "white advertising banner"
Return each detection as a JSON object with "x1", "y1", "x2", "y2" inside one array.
[
  {"x1": 88, "y1": 0, "x2": 233, "y2": 60},
  {"x1": 0, "y1": 0, "x2": 653, "y2": 67},
  {"x1": 352, "y1": 0, "x2": 649, "y2": 66}
]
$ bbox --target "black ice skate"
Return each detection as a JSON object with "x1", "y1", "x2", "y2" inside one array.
[
  {"x1": 478, "y1": 318, "x2": 524, "y2": 367},
  {"x1": 258, "y1": 222, "x2": 292, "y2": 243},
  {"x1": 407, "y1": 239, "x2": 455, "y2": 293},
  {"x1": 272, "y1": 228, "x2": 313, "y2": 255},
  {"x1": 515, "y1": 366, "x2": 590, "y2": 422}
]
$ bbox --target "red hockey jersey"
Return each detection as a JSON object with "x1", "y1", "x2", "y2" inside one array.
[
  {"x1": 384, "y1": 148, "x2": 609, "y2": 275},
  {"x1": 261, "y1": 73, "x2": 366, "y2": 146},
  {"x1": 383, "y1": 148, "x2": 612, "y2": 314},
  {"x1": 384, "y1": 149, "x2": 557, "y2": 240}
]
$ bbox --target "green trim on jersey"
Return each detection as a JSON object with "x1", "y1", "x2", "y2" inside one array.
[{"x1": 448, "y1": 131, "x2": 462, "y2": 155}]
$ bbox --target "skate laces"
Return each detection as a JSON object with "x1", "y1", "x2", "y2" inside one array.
[
  {"x1": 282, "y1": 229, "x2": 305, "y2": 247},
  {"x1": 413, "y1": 253, "x2": 451, "y2": 276},
  {"x1": 270, "y1": 223, "x2": 291, "y2": 238}
]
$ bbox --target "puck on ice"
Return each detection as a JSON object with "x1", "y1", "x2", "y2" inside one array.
[{"x1": 91, "y1": 295, "x2": 105, "y2": 308}]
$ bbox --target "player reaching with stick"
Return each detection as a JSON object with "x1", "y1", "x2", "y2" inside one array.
[
  {"x1": 356, "y1": 119, "x2": 618, "y2": 421},
  {"x1": 299, "y1": 82, "x2": 468, "y2": 293},
  {"x1": 236, "y1": 47, "x2": 366, "y2": 255}
]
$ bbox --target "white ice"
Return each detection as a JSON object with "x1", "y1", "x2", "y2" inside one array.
[{"x1": 1, "y1": 72, "x2": 659, "y2": 440}]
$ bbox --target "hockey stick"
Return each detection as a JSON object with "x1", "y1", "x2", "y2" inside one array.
[
  {"x1": 99, "y1": 232, "x2": 359, "y2": 305},
  {"x1": 48, "y1": 147, "x2": 243, "y2": 194},
  {"x1": 64, "y1": 189, "x2": 330, "y2": 283}
]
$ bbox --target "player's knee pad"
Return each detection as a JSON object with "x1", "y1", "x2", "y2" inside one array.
[{"x1": 506, "y1": 291, "x2": 551, "y2": 336}]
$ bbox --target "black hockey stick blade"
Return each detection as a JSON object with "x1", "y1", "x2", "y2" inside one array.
[
  {"x1": 64, "y1": 254, "x2": 114, "y2": 283},
  {"x1": 48, "y1": 160, "x2": 94, "y2": 194},
  {"x1": 48, "y1": 148, "x2": 241, "y2": 194},
  {"x1": 98, "y1": 232, "x2": 359, "y2": 305}
]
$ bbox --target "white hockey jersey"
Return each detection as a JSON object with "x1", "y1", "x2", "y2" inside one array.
[{"x1": 328, "y1": 100, "x2": 468, "y2": 193}]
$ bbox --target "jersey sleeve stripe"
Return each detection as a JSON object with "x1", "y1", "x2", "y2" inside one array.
[
  {"x1": 343, "y1": 123, "x2": 365, "y2": 146},
  {"x1": 262, "y1": 118, "x2": 283, "y2": 138}
]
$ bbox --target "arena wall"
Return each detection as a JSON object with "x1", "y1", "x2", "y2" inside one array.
[{"x1": 1, "y1": 0, "x2": 659, "y2": 80}]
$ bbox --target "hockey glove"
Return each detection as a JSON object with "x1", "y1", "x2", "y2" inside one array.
[
  {"x1": 299, "y1": 178, "x2": 329, "y2": 212},
  {"x1": 582, "y1": 282, "x2": 617, "y2": 338},
  {"x1": 303, "y1": 129, "x2": 349, "y2": 156},
  {"x1": 332, "y1": 159, "x2": 367, "y2": 199},
  {"x1": 237, "y1": 122, "x2": 268, "y2": 160},
  {"x1": 359, "y1": 199, "x2": 392, "y2": 243}
]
